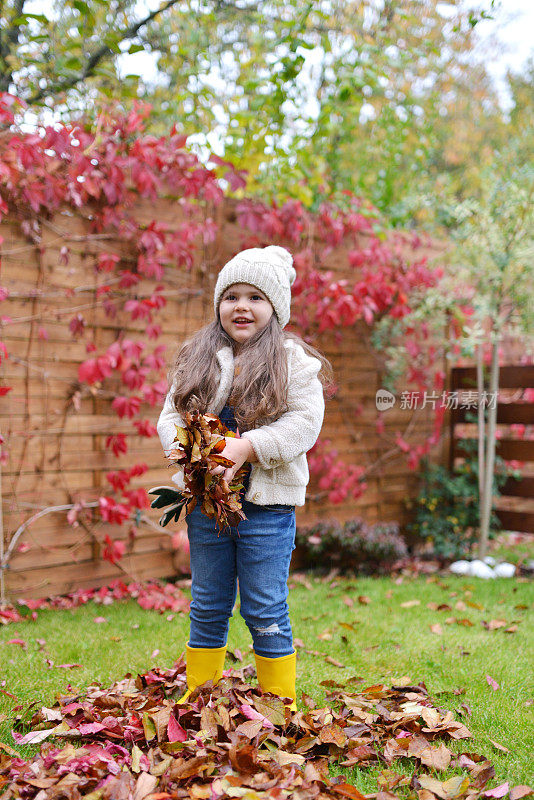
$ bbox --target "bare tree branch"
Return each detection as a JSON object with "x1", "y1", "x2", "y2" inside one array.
[
  {"x1": 26, "y1": 0, "x2": 182, "y2": 105},
  {"x1": 0, "y1": 0, "x2": 26, "y2": 93}
]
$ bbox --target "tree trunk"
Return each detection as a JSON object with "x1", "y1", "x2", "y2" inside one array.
[
  {"x1": 476, "y1": 342, "x2": 485, "y2": 542},
  {"x1": 478, "y1": 338, "x2": 500, "y2": 560}
]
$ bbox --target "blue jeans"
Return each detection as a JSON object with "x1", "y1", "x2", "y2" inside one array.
[{"x1": 185, "y1": 499, "x2": 296, "y2": 657}]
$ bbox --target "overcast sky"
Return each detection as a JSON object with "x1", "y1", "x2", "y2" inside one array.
[{"x1": 471, "y1": 0, "x2": 534, "y2": 106}]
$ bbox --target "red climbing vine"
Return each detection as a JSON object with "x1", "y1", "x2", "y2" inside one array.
[{"x1": 0, "y1": 95, "x2": 470, "y2": 578}]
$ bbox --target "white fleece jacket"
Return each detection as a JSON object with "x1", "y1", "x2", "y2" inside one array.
[{"x1": 156, "y1": 339, "x2": 325, "y2": 506}]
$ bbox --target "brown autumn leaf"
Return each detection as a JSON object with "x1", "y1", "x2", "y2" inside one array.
[
  {"x1": 419, "y1": 743, "x2": 452, "y2": 770},
  {"x1": 430, "y1": 623, "x2": 443, "y2": 635},
  {"x1": 467, "y1": 758, "x2": 495, "y2": 788},
  {"x1": 200, "y1": 706, "x2": 219, "y2": 738},
  {"x1": 358, "y1": 595, "x2": 371, "y2": 605},
  {"x1": 377, "y1": 792, "x2": 400, "y2": 800},
  {"x1": 301, "y1": 692, "x2": 317, "y2": 708},
  {"x1": 489, "y1": 739, "x2": 510, "y2": 753},
  {"x1": 272, "y1": 749, "x2": 306, "y2": 767},
  {"x1": 318, "y1": 629, "x2": 334, "y2": 640},
  {"x1": 340, "y1": 744, "x2": 376, "y2": 766},
  {"x1": 229, "y1": 743, "x2": 259, "y2": 774},
  {"x1": 420, "y1": 707, "x2": 441, "y2": 729},
  {"x1": 427, "y1": 603, "x2": 453, "y2": 612},
  {"x1": 509, "y1": 787, "x2": 533, "y2": 800},
  {"x1": 133, "y1": 772, "x2": 158, "y2": 800},
  {"x1": 234, "y1": 718, "x2": 264, "y2": 739},
  {"x1": 339, "y1": 621, "x2": 358, "y2": 631},
  {"x1": 383, "y1": 737, "x2": 408, "y2": 762},
  {"x1": 0, "y1": 741, "x2": 19, "y2": 758},
  {"x1": 401, "y1": 599, "x2": 421, "y2": 608},
  {"x1": 447, "y1": 721, "x2": 473, "y2": 740},
  {"x1": 456, "y1": 618, "x2": 474, "y2": 627},
  {"x1": 319, "y1": 723, "x2": 347, "y2": 747},
  {"x1": 343, "y1": 595, "x2": 355, "y2": 607},
  {"x1": 407, "y1": 735, "x2": 435, "y2": 757},
  {"x1": 325, "y1": 656, "x2": 346, "y2": 668},
  {"x1": 149, "y1": 703, "x2": 173, "y2": 742},
  {"x1": 483, "y1": 619, "x2": 507, "y2": 630},
  {"x1": 333, "y1": 784, "x2": 367, "y2": 799},
  {"x1": 418, "y1": 790, "x2": 439, "y2": 800},
  {"x1": 418, "y1": 775, "x2": 470, "y2": 799}
]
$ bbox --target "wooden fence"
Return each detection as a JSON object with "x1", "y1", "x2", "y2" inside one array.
[
  {"x1": 449, "y1": 365, "x2": 534, "y2": 534},
  {"x1": 0, "y1": 195, "x2": 495, "y2": 600}
]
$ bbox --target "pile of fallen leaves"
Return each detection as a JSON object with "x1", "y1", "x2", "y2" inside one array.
[
  {"x1": 152, "y1": 411, "x2": 249, "y2": 532},
  {"x1": 2, "y1": 661, "x2": 529, "y2": 800},
  {"x1": 0, "y1": 580, "x2": 190, "y2": 626}
]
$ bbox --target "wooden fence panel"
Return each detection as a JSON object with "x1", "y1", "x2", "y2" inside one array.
[
  {"x1": 449, "y1": 365, "x2": 534, "y2": 534},
  {"x1": 0, "y1": 198, "x2": 496, "y2": 599}
]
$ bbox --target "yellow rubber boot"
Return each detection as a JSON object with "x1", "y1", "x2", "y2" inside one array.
[
  {"x1": 178, "y1": 644, "x2": 227, "y2": 703},
  {"x1": 254, "y1": 651, "x2": 297, "y2": 712}
]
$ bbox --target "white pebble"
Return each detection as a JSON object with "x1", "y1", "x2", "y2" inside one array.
[
  {"x1": 493, "y1": 562, "x2": 516, "y2": 578},
  {"x1": 469, "y1": 559, "x2": 496, "y2": 579},
  {"x1": 449, "y1": 560, "x2": 471, "y2": 575}
]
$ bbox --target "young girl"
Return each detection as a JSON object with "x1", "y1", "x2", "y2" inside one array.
[{"x1": 157, "y1": 245, "x2": 331, "y2": 708}]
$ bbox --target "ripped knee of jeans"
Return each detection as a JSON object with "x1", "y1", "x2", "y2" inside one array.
[{"x1": 253, "y1": 622, "x2": 282, "y2": 636}]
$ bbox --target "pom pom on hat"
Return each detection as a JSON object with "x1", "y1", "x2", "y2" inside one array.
[
  {"x1": 213, "y1": 245, "x2": 296, "y2": 328},
  {"x1": 261, "y1": 245, "x2": 297, "y2": 285}
]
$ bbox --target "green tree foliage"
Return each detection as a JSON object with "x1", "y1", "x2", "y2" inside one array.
[{"x1": 3, "y1": 0, "x2": 527, "y2": 224}]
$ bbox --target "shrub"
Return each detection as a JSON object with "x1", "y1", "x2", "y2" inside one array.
[
  {"x1": 405, "y1": 444, "x2": 514, "y2": 560},
  {"x1": 295, "y1": 517, "x2": 407, "y2": 574}
]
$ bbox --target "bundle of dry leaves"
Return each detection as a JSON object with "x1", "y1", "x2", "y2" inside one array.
[
  {"x1": 150, "y1": 411, "x2": 248, "y2": 533},
  {"x1": 2, "y1": 660, "x2": 528, "y2": 800}
]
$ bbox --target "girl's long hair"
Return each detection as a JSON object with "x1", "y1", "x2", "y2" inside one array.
[{"x1": 169, "y1": 315, "x2": 333, "y2": 430}]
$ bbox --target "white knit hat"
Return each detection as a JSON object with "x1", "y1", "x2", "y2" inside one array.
[{"x1": 213, "y1": 245, "x2": 296, "y2": 328}]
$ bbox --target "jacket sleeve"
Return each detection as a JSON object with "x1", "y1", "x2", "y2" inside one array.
[
  {"x1": 156, "y1": 381, "x2": 184, "y2": 456},
  {"x1": 241, "y1": 344, "x2": 325, "y2": 470}
]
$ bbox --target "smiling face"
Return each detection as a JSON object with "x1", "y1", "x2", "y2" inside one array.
[{"x1": 218, "y1": 283, "x2": 274, "y2": 347}]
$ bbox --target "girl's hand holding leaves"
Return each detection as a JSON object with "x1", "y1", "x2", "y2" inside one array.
[
  {"x1": 149, "y1": 411, "x2": 248, "y2": 533},
  {"x1": 209, "y1": 434, "x2": 254, "y2": 483}
]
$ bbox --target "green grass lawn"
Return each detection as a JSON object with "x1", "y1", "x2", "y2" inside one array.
[{"x1": 1, "y1": 574, "x2": 533, "y2": 790}]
